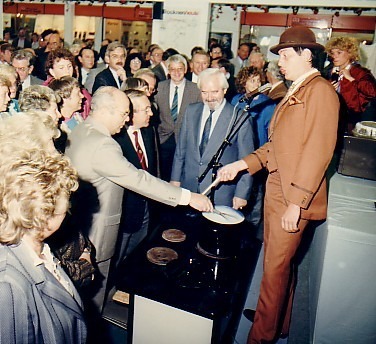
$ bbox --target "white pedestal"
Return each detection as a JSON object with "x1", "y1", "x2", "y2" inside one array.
[{"x1": 310, "y1": 173, "x2": 376, "y2": 344}]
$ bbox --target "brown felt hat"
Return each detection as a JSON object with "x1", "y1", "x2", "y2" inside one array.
[{"x1": 270, "y1": 26, "x2": 324, "y2": 55}]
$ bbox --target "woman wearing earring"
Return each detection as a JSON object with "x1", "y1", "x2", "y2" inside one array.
[
  {"x1": 325, "y1": 36, "x2": 376, "y2": 130},
  {"x1": 0, "y1": 118, "x2": 86, "y2": 343}
]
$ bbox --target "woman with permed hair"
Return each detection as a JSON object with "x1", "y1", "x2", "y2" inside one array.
[
  {"x1": 49, "y1": 76, "x2": 85, "y2": 136},
  {"x1": 19, "y1": 84, "x2": 62, "y2": 124},
  {"x1": 0, "y1": 64, "x2": 21, "y2": 115},
  {"x1": 231, "y1": 66, "x2": 276, "y2": 233},
  {"x1": 325, "y1": 36, "x2": 376, "y2": 128},
  {"x1": 0, "y1": 118, "x2": 87, "y2": 343},
  {"x1": 232, "y1": 66, "x2": 275, "y2": 148},
  {"x1": 0, "y1": 75, "x2": 11, "y2": 112},
  {"x1": 44, "y1": 47, "x2": 92, "y2": 119},
  {"x1": 124, "y1": 52, "x2": 146, "y2": 78}
]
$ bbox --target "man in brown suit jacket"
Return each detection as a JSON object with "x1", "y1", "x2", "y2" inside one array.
[{"x1": 218, "y1": 26, "x2": 339, "y2": 343}]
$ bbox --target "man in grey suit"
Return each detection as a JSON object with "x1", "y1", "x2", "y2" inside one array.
[
  {"x1": 154, "y1": 54, "x2": 202, "y2": 180},
  {"x1": 231, "y1": 43, "x2": 251, "y2": 76},
  {"x1": 65, "y1": 86, "x2": 212, "y2": 312},
  {"x1": 171, "y1": 68, "x2": 254, "y2": 209},
  {"x1": 11, "y1": 49, "x2": 43, "y2": 91}
]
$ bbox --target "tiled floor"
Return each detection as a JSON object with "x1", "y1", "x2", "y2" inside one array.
[{"x1": 234, "y1": 224, "x2": 315, "y2": 344}]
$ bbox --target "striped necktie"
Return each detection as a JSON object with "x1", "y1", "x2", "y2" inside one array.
[
  {"x1": 199, "y1": 110, "x2": 214, "y2": 156},
  {"x1": 133, "y1": 131, "x2": 147, "y2": 170},
  {"x1": 171, "y1": 86, "x2": 178, "y2": 121}
]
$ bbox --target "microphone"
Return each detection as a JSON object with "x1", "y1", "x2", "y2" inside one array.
[{"x1": 239, "y1": 90, "x2": 260, "y2": 103}]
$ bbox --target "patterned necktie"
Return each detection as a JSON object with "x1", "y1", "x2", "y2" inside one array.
[
  {"x1": 199, "y1": 110, "x2": 214, "y2": 156},
  {"x1": 133, "y1": 131, "x2": 147, "y2": 170},
  {"x1": 171, "y1": 86, "x2": 178, "y2": 122}
]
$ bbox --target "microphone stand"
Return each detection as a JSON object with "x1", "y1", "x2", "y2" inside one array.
[{"x1": 198, "y1": 92, "x2": 259, "y2": 203}]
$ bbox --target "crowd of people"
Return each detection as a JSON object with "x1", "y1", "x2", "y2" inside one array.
[{"x1": 0, "y1": 25, "x2": 375, "y2": 344}]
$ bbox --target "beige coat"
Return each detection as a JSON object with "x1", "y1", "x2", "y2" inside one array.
[{"x1": 66, "y1": 117, "x2": 182, "y2": 262}]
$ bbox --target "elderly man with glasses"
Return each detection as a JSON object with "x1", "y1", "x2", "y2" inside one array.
[{"x1": 11, "y1": 49, "x2": 43, "y2": 91}]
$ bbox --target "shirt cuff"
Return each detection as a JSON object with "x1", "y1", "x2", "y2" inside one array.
[{"x1": 179, "y1": 188, "x2": 191, "y2": 205}]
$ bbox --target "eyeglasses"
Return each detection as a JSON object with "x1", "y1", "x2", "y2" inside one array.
[
  {"x1": 168, "y1": 67, "x2": 185, "y2": 73},
  {"x1": 130, "y1": 60, "x2": 141, "y2": 64},
  {"x1": 118, "y1": 110, "x2": 130, "y2": 118},
  {"x1": 134, "y1": 106, "x2": 152, "y2": 114},
  {"x1": 152, "y1": 53, "x2": 162, "y2": 57},
  {"x1": 110, "y1": 54, "x2": 126, "y2": 59},
  {"x1": 13, "y1": 66, "x2": 30, "y2": 72}
]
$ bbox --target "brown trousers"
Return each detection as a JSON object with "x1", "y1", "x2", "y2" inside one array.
[{"x1": 248, "y1": 172, "x2": 309, "y2": 344}]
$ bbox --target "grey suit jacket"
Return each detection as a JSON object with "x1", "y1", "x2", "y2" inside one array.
[
  {"x1": 84, "y1": 63, "x2": 106, "y2": 94},
  {"x1": 171, "y1": 101, "x2": 254, "y2": 207},
  {"x1": 30, "y1": 75, "x2": 43, "y2": 86},
  {"x1": 151, "y1": 63, "x2": 167, "y2": 82},
  {"x1": 154, "y1": 79, "x2": 201, "y2": 144},
  {"x1": 231, "y1": 56, "x2": 248, "y2": 76},
  {"x1": 65, "y1": 117, "x2": 182, "y2": 262},
  {"x1": 0, "y1": 242, "x2": 86, "y2": 344}
]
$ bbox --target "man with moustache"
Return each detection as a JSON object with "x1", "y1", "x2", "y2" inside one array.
[
  {"x1": 92, "y1": 42, "x2": 127, "y2": 94},
  {"x1": 171, "y1": 68, "x2": 253, "y2": 209},
  {"x1": 66, "y1": 86, "x2": 212, "y2": 312},
  {"x1": 218, "y1": 26, "x2": 339, "y2": 343}
]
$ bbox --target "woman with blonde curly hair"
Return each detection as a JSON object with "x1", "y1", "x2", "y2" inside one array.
[
  {"x1": 0, "y1": 110, "x2": 60, "y2": 152},
  {"x1": 19, "y1": 84, "x2": 62, "y2": 125},
  {"x1": 325, "y1": 36, "x2": 376, "y2": 127},
  {"x1": 0, "y1": 75, "x2": 11, "y2": 112},
  {"x1": 0, "y1": 127, "x2": 87, "y2": 343},
  {"x1": 0, "y1": 112, "x2": 96, "y2": 290},
  {"x1": 0, "y1": 64, "x2": 20, "y2": 114},
  {"x1": 44, "y1": 48, "x2": 92, "y2": 120}
]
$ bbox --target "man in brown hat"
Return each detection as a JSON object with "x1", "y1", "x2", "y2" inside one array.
[{"x1": 218, "y1": 26, "x2": 339, "y2": 343}]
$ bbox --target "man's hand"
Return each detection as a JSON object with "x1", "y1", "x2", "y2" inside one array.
[
  {"x1": 233, "y1": 197, "x2": 247, "y2": 210},
  {"x1": 217, "y1": 160, "x2": 248, "y2": 182},
  {"x1": 281, "y1": 203, "x2": 301, "y2": 233},
  {"x1": 79, "y1": 251, "x2": 92, "y2": 264},
  {"x1": 189, "y1": 193, "x2": 213, "y2": 212},
  {"x1": 116, "y1": 67, "x2": 127, "y2": 82},
  {"x1": 170, "y1": 181, "x2": 181, "y2": 187}
]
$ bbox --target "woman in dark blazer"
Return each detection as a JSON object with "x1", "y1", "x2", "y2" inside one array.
[{"x1": 0, "y1": 115, "x2": 87, "y2": 344}]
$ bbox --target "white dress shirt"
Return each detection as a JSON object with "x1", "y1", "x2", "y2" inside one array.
[
  {"x1": 109, "y1": 67, "x2": 121, "y2": 88},
  {"x1": 169, "y1": 79, "x2": 186, "y2": 113},
  {"x1": 127, "y1": 125, "x2": 149, "y2": 168},
  {"x1": 199, "y1": 99, "x2": 227, "y2": 142}
]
